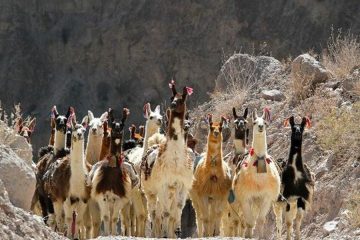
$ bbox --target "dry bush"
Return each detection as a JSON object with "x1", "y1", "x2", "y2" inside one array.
[
  {"x1": 345, "y1": 193, "x2": 360, "y2": 228},
  {"x1": 291, "y1": 72, "x2": 316, "y2": 102},
  {"x1": 322, "y1": 29, "x2": 360, "y2": 78},
  {"x1": 316, "y1": 102, "x2": 360, "y2": 152}
]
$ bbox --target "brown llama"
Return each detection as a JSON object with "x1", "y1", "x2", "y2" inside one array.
[{"x1": 190, "y1": 114, "x2": 232, "y2": 237}]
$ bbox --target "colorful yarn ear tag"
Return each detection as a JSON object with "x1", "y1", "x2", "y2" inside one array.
[{"x1": 228, "y1": 189, "x2": 235, "y2": 203}]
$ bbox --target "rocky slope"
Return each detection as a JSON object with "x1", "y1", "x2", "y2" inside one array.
[{"x1": 1, "y1": 0, "x2": 359, "y2": 155}]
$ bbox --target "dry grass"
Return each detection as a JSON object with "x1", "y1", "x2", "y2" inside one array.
[
  {"x1": 316, "y1": 102, "x2": 360, "y2": 152},
  {"x1": 322, "y1": 29, "x2": 360, "y2": 79},
  {"x1": 345, "y1": 193, "x2": 360, "y2": 228},
  {"x1": 291, "y1": 72, "x2": 316, "y2": 102}
]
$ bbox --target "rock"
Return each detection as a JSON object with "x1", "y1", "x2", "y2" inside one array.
[
  {"x1": 292, "y1": 54, "x2": 332, "y2": 84},
  {"x1": 0, "y1": 144, "x2": 36, "y2": 210},
  {"x1": 0, "y1": 179, "x2": 66, "y2": 240},
  {"x1": 261, "y1": 89, "x2": 286, "y2": 101},
  {"x1": 216, "y1": 54, "x2": 283, "y2": 91},
  {"x1": 323, "y1": 220, "x2": 339, "y2": 233}
]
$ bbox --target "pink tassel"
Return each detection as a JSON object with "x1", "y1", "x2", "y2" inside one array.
[{"x1": 185, "y1": 86, "x2": 193, "y2": 95}]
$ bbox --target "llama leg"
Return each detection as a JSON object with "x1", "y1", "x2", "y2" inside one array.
[
  {"x1": 145, "y1": 192, "x2": 157, "y2": 237},
  {"x1": 213, "y1": 199, "x2": 225, "y2": 236},
  {"x1": 83, "y1": 204, "x2": 92, "y2": 239},
  {"x1": 273, "y1": 202, "x2": 284, "y2": 240},
  {"x1": 97, "y1": 196, "x2": 110, "y2": 236},
  {"x1": 89, "y1": 199, "x2": 101, "y2": 238},
  {"x1": 53, "y1": 200, "x2": 65, "y2": 232},
  {"x1": 76, "y1": 202, "x2": 87, "y2": 240},
  {"x1": 295, "y1": 198, "x2": 306, "y2": 240},
  {"x1": 112, "y1": 199, "x2": 122, "y2": 236},
  {"x1": 121, "y1": 203, "x2": 131, "y2": 236},
  {"x1": 241, "y1": 199, "x2": 256, "y2": 238},
  {"x1": 190, "y1": 194, "x2": 203, "y2": 237},
  {"x1": 257, "y1": 199, "x2": 272, "y2": 239},
  {"x1": 63, "y1": 201, "x2": 73, "y2": 238},
  {"x1": 285, "y1": 201, "x2": 297, "y2": 240}
]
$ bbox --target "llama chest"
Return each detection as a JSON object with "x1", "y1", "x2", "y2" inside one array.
[{"x1": 69, "y1": 168, "x2": 87, "y2": 197}]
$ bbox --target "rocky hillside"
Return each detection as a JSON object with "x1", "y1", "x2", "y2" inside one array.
[{"x1": 1, "y1": 0, "x2": 360, "y2": 155}]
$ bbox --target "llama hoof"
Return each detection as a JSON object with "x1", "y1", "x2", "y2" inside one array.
[{"x1": 175, "y1": 227, "x2": 181, "y2": 238}]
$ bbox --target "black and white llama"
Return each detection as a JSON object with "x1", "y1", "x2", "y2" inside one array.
[{"x1": 273, "y1": 116, "x2": 315, "y2": 240}]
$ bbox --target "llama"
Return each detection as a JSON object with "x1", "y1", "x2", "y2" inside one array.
[
  {"x1": 81, "y1": 110, "x2": 108, "y2": 238},
  {"x1": 62, "y1": 116, "x2": 91, "y2": 239},
  {"x1": 190, "y1": 114, "x2": 232, "y2": 237},
  {"x1": 141, "y1": 81, "x2": 193, "y2": 238},
  {"x1": 123, "y1": 103, "x2": 163, "y2": 237},
  {"x1": 35, "y1": 106, "x2": 73, "y2": 228},
  {"x1": 84, "y1": 110, "x2": 108, "y2": 165},
  {"x1": 90, "y1": 108, "x2": 132, "y2": 236},
  {"x1": 232, "y1": 108, "x2": 281, "y2": 238},
  {"x1": 14, "y1": 116, "x2": 36, "y2": 144},
  {"x1": 221, "y1": 107, "x2": 249, "y2": 237},
  {"x1": 273, "y1": 116, "x2": 315, "y2": 240}
]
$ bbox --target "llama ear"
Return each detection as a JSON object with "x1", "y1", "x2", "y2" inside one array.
[
  {"x1": 262, "y1": 107, "x2": 271, "y2": 124},
  {"x1": 232, "y1": 107, "x2": 238, "y2": 119},
  {"x1": 121, "y1": 108, "x2": 130, "y2": 125},
  {"x1": 252, "y1": 109, "x2": 258, "y2": 122},
  {"x1": 108, "y1": 108, "x2": 114, "y2": 124},
  {"x1": 284, "y1": 117, "x2": 290, "y2": 127},
  {"x1": 51, "y1": 106, "x2": 59, "y2": 118},
  {"x1": 139, "y1": 125, "x2": 145, "y2": 137},
  {"x1": 28, "y1": 118, "x2": 36, "y2": 131},
  {"x1": 182, "y1": 86, "x2": 188, "y2": 101},
  {"x1": 103, "y1": 121, "x2": 108, "y2": 132},
  {"x1": 100, "y1": 111, "x2": 108, "y2": 123},
  {"x1": 289, "y1": 116, "x2": 295, "y2": 127},
  {"x1": 207, "y1": 114, "x2": 213, "y2": 126},
  {"x1": 143, "y1": 103, "x2": 151, "y2": 118},
  {"x1": 81, "y1": 116, "x2": 89, "y2": 128},
  {"x1": 88, "y1": 111, "x2": 94, "y2": 122},
  {"x1": 220, "y1": 116, "x2": 228, "y2": 128},
  {"x1": 66, "y1": 107, "x2": 74, "y2": 120},
  {"x1": 169, "y1": 80, "x2": 177, "y2": 96},
  {"x1": 243, "y1": 107, "x2": 248, "y2": 119},
  {"x1": 302, "y1": 117, "x2": 311, "y2": 129},
  {"x1": 154, "y1": 105, "x2": 161, "y2": 114},
  {"x1": 71, "y1": 116, "x2": 77, "y2": 129},
  {"x1": 50, "y1": 118, "x2": 56, "y2": 128}
]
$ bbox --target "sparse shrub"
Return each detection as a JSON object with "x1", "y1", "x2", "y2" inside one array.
[
  {"x1": 345, "y1": 193, "x2": 360, "y2": 228},
  {"x1": 316, "y1": 102, "x2": 360, "y2": 152},
  {"x1": 291, "y1": 72, "x2": 316, "y2": 102},
  {"x1": 322, "y1": 29, "x2": 360, "y2": 79}
]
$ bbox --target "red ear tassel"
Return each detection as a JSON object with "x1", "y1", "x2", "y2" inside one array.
[
  {"x1": 305, "y1": 117, "x2": 312, "y2": 128},
  {"x1": 264, "y1": 107, "x2": 271, "y2": 123},
  {"x1": 185, "y1": 86, "x2": 193, "y2": 95},
  {"x1": 284, "y1": 118, "x2": 290, "y2": 127}
]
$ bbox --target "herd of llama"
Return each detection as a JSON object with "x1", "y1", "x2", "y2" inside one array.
[{"x1": 23, "y1": 81, "x2": 315, "y2": 240}]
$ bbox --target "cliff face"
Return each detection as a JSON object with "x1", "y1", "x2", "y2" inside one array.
[{"x1": 0, "y1": 0, "x2": 359, "y2": 154}]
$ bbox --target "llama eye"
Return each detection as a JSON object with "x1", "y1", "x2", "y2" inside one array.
[{"x1": 150, "y1": 116, "x2": 153, "y2": 120}]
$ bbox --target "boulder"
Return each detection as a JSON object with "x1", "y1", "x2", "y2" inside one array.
[
  {"x1": 0, "y1": 144, "x2": 36, "y2": 210},
  {"x1": 0, "y1": 179, "x2": 66, "y2": 240},
  {"x1": 292, "y1": 53, "x2": 332, "y2": 84},
  {"x1": 216, "y1": 54, "x2": 283, "y2": 91},
  {"x1": 261, "y1": 89, "x2": 286, "y2": 101}
]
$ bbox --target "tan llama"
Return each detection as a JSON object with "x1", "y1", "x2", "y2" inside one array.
[
  {"x1": 233, "y1": 108, "x2": 281, "y2": 239},
  {"x1": 190, "y1": 114, "x2": 232, "y2": 237}
]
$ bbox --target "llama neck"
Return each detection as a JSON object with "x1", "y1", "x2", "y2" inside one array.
[
  {"x1": 234, "y1": 139, "x2": 246, "y2": 155},
  {"x1": 252, "y1": 133, "x2": 267, "y2": 158},
  {"x1": 54, "y1": 131, "x2": 66, "y2": 155},
  {"x1": 86, "y1": 134, "x2": 103, "y2": 164},
  {"x1": 70, "y1": 139, "x2": 85, "y2": 173},
  {"x1": 206, "y1": 139, "x2": 223, "y2": 167},
  {"x1": 167, "y1": 111, "x2": 185, "y2": 141},
  {"x1": 288, "y1": 141, "x2": 303, "y2": 168},
  {"x1": 143, "y1": 122, "x2": 159, "y2": 153}
]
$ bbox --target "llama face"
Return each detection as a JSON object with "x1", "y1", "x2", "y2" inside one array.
[
  {"x1": 144, "y1": 103, "x2": 163, "y2": 127},
  {"x1": 51, "y1": 106, "x2": 74, "y2": 134},
  {"x1": 170, "y1": 86, "x2": 188, "y2": 114},
  {"x1": 252, "y1": 108, "x2": 271, "y2": 135},
  {"x1": 16, "y1": 118, "x2": 36, "y2": 144},
  {"x1": 233, "y1": 107, "x2": 248, "y2": 139},
  {"x1": 87, "y1": 111, "x2": 108, "y2": 136},
  {"x1": 289, "y1": 116, "x2": 308, "y2": 144},
  {"x1": 109, "y1": 108, "x2": 129, "y2": 148},
  {"x1": 208, "y1": 115, "x2": 227, "y2": 141},
  {"x1": 71, "y1": 124, "x2": 86, "y2": 142}
]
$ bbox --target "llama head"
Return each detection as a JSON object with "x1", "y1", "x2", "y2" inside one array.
[
  {"x1": 233, "y1": 107, "x2": 249, "y2": 140},
  {"x1": 15, "y1": 117, "x2": 36, "y2": 144},
  {"x1": 51, "y1": 105, "x2": 74, "y2": 134},
  {"x1": 143, "y1": 103, "x2": 162, "y2": 127},
  {"x1": 284, "y1": 116, "x2": 311, "y2": 145},
  {"x1": 70, "y1": 115, "x2": 87, "y2": 143},
  {"x1": 169, "y1": 80, "x2": 192, "y2": 114},
  {"x1": 108, "y1": 108, "x2": 130, "y2": 148},
  {"x1": 138, "y1": 125, "x2": 145, "y2": 138},
  {"x1": 252, "y1": 108, "x2": 271, "y2": 136},
  {"x1": 207, "y1": 114, "x2": 228, "y2": 142},
  {"x1": 84, "y1": 110, "x2": 108, "y2": 137},
  {"x1": 184, "y1": 111, "x2": 193, "y2": 133}
]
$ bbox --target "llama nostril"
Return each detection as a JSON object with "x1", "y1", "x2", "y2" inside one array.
[
  {"x1": 92, "y1": 128, "x2": 97, "y2": 133},
  {"x1": 170, "y1": 102, "x2": 176, "y2": 109}
]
